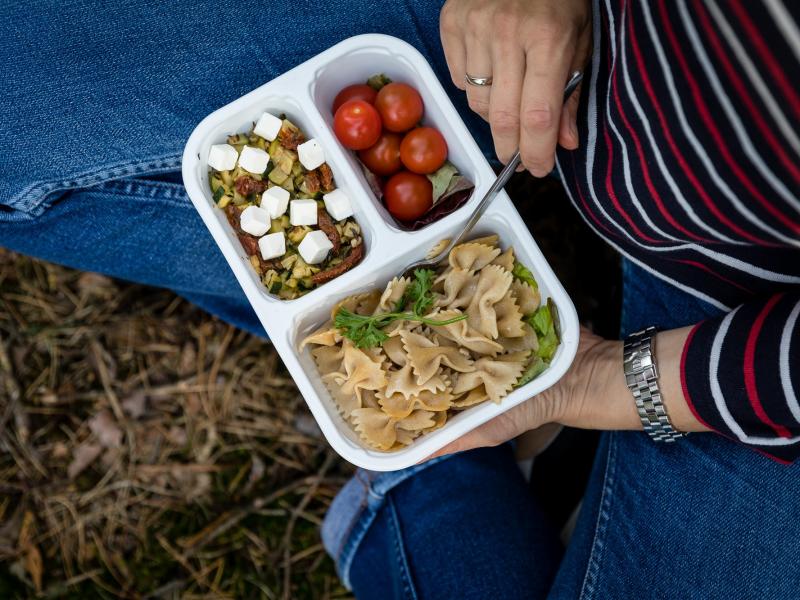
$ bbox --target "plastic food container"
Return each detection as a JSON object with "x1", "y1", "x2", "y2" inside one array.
[{"x1": 181, "y1": 34, "x2": 579, "y2": 471}]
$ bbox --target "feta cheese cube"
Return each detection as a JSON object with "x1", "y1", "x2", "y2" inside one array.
[
  {"x1": 260, "y1": 186, "x2": 290, "y2": 219},
  {"x1": 290, "y1": 199, "x2": 318, "y2": 226},
  {"x1": 239, "y1": 205, "x2": 271, "y2": 236},
  {"x1": 258, "y1": 231, "x2": 286, "y2": 260},
  {"x1": 253, "y1": 112, "x2": 283, "y2": 141},
  {"x1": 298, "y1": 230, "x2": 334, "y2": 265},
  {"x1": 238, "y1": 146, "x2": 270, "y2": 174},
  {"x1": 297, "y1": 138, "x2": 325, "y2": 171},
  {"x1": 207, "y1": 144, "x2": 238, "y2": 171},
  {"x1": 323, "y1": 189, "x2": 353, "y2": 221}
]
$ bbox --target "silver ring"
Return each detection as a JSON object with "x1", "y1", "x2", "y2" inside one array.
[{"x1": 465, "y1": 74, "x2": 493, "y2": 86}]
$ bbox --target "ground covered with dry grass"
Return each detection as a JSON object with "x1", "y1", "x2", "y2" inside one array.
[
  {"x1": 0, "y1": 176, "x2": 619, "y2": 599},
  {"x1": 0, "y1": 251, "x2": 354, "y2": 598}
]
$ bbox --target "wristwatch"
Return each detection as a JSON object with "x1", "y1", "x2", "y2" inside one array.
[{"x1": 623, "y1": 326, "x2": 686, "y2": 443}]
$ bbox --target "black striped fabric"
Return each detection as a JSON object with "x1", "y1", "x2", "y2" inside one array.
[{"x1": 556, "y1": 0, "x2": 800, "y2": 460}]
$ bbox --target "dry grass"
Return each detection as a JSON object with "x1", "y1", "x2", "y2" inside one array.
[{"x1": 0, "y1": 249, "x2": 353, "y2": 599}]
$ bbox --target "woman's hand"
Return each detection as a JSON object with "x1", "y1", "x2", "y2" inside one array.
[
  {"x1": 439, "y1": 0, "x2": 592, "y2": 176},
  {"x1": 429, "y1": 326, "x2": 708, "y2": 458}
]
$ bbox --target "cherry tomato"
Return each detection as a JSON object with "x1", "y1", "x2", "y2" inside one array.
[
  {"x1": 358, "y1": 132, "x2": 403, "y2": 176},
  {"x1": 384, "y1": 171, "x2": 433, "y2": 221},
  {"x1": 333, "y1": 100, "x2": 382, "y2": 150},
  {"x1": 332, "y1": 84, "x2": 377, "y2": 114},
  {"x1": 399, "y1": 127, "x2": 448, "y2": 174},
  {"x1": 375, "y1": 83, "x2": 424, "y2": 132}
]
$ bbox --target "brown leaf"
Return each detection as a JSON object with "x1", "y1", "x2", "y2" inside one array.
[
  {"x1": 51, "y1": 441, "x2": 69, "y2": 459},
  {"x1": 77, "y1": 272, "x2": 114, "y2": 296},
  {"x1": 166, "y1": 426, "x2": 187, "y2": 446},
  {"x1": 67, "y1": 443, "x2": 102, "y2": 479},
  {"x1": 88, "y1": 410, "x2": 123, "y2": 448},
  {"x1": 17, "y1": 511, "x2": 42, "y2": 593},
  {"x1": 121, "y1": 392, "x2": 146, "y2": 419},
  {"x1": 24, "y1": 545, "x2": 42, "y2": 593}
]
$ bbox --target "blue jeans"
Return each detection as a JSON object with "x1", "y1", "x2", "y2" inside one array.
[
  {"x1": 321, "y1": 261, "x2": 800, "y2": 599},
  {"x1": 0, "y1": 0, "x2": 492, "y2": 337}
]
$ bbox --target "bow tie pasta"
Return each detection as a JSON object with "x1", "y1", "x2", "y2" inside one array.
[{"x1": 300, "y1": 235, "x2": 561, "y2": 451}]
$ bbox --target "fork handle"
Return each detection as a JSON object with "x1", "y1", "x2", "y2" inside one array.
[{"x1": 450, "y1": 70, "x2": 584, "y2": 249}]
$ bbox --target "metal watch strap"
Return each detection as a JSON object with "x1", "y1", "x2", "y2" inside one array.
[{"x1": 623, "y1": 326, "x2": 686, "y2": 443}]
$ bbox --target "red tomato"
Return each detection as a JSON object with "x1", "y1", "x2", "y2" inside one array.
[
  {"x1": 332, "y1": 84, "x2": 377, "y2": 114},
  {"x1": 399, "y1": 127, "x2": 448, "y2": 174},
  {"x1": 375, "y1": 83, "x2": 424, "y2": 132},
  {"x1": 384, "y1": 171, "x2": 433, "y2": 221},
  {"x1": 358, "y1": 132, "x2": 403, "y2": 176},
  {"x1": 333, "y1": 100, "x2": 382, "y2": 150}
]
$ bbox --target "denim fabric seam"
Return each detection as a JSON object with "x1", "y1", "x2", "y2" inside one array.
[
  {"x1": 578, "y1": 431, "x2": 618, "y2": 600},
  {"x1": 387, "y1": 495, "x2": 419, "y2": 600},
  {"x1": 95, "y1": 179, "x2": 189, "y2": 202},
  {"x1": 79, "y1": 180, "x2": 191, "y2": 210},
  {"x1": 338, "y1": 502, "x2": 377, "y2": 590},
  {"x1": 5, "y1": 152, "x2": 182, "y2": 216},
  {"x1": 334, "y1": 456, "x2": 452, "y2": 590}
]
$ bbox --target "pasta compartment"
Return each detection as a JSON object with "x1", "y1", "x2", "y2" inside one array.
[{"x1": 289, "y1": 206, "x2": 579, "y2": 462}]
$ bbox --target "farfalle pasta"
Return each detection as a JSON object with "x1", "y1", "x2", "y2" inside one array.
[{"x1": 300, "y1": 235, "x2": 560, "y2": 451}]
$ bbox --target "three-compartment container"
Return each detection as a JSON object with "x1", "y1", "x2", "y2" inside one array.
[{"x1": 181, "y1": 34, "x2": 579, "y2": 471}]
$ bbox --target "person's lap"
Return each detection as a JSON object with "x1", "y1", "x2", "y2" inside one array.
[
  {"x1": 0, "y1": 0, "x2": 492, "y2": 338},
  {"x1": 325, "y1": 263, "x2": 800, "y2": 599}
]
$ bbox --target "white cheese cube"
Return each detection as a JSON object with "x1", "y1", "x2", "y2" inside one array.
[
  {"x1": 298, "y1": 230, "x2": 334, "y2": 265},
  {"x1": 297, "y1": 138, "x2": 325, "y2": 171},
  {"x1": 207, "y1": 144, "x2": 238, "y2": 171},
  {"x1": 239, "y1": 205, "x2": 271, "y2": 236},
  {"x1": 238, "y1": 146, "x2": 270, "y2": 174},
  {"x1": 260, "y1": 186, "x2": 290, "y2": 219},
  {"x1": 253, "y1": 112, "x2": 283, "y2": 141},
  {"x1": 323, "y1": 189, "x2": 353, "y2": 221},
  {"x1": 258, "y1": 232, "x2": 286, "y2": 260},
  {"x1": 290, "y1": 199, "x2": 318, "y2": 226}
]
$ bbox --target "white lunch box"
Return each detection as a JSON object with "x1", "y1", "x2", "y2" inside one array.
[{"x1": 181, "y1": 34, "x2": 579, "y2": 471}]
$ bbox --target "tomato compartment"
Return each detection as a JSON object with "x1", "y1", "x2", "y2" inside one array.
[{"x1": 310, "y1": 42, "x2": 482, "y2": 232}]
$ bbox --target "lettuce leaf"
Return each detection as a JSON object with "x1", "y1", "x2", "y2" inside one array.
[
  {"x1": 427, "y1": 162, "x2": 459, "y2": 204},
  {"x1": 525, "y1": 300, "x2": 560, "y2": 362},
  {"x1": 512, "y1": 261, "x2": 538, "y2": 290},
  {"x1": 515, "y1": 356, "x2": 548, "y2": 387}
]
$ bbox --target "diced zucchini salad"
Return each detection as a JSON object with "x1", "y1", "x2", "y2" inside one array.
[
  {"x1": 208, "y1": 115, "x2": 363, "y2": 300},
  {"x1": 206, "y1": 75, "x2": 559, "y2": 451}
]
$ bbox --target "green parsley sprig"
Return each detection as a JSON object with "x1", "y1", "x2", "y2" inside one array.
[{"x1": 335, "y1": 269, "x2": 466, "y2": 349}]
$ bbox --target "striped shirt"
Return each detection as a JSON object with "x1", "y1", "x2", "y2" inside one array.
[{"x1": 557, "y1": 0, "x2": 800, "y2": 461}]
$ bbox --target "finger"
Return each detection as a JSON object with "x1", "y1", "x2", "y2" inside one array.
[
  {"x1": 489, "y1": 39, "x2": 526, "y2": 165},
  {"x1": 464, "y1": 35, "x2": 493, "y2": 121},
  {"x1": 439, "y1": 3, "x2": 467, "y2": 90},
  {"x1": 519, "y1": 43, "x2": 576, "y2": 177},
  {"x1": 558, "y1": 80, "x2": 582, "y2": 150},
  {"x1": 425, "y1": 426, "x2": 496, "y2": 461}
]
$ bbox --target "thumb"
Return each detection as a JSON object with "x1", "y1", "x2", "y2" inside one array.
[
  {"x1": 423, "y1": 423, "x2": 499, "y2": 461},
  {"x1": 558, "y1": 80, "x2": 582, "y2": 150},
  {"x1": 421, "y1": 403, "x2": 540, "y2": 462}
]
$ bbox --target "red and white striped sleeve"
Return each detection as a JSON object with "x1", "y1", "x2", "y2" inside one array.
[{"x1": 681, "y1": 293, "x2": 800, "y2": 463}]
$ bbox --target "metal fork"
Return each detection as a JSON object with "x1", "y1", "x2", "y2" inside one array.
[{"x1": 400, "y1": 70, "x2": 584, "y2": 279}]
